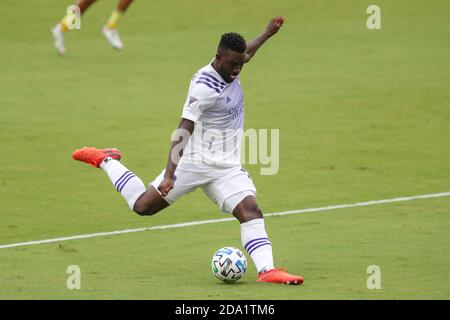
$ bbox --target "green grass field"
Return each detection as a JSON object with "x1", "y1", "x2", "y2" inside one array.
[{"x1": 0, "y1": 0, "x2": 449, "y2": 299}]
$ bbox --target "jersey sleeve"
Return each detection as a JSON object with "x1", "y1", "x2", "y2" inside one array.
[{"x1": 181, "y1": 74, "x2": 219, "y2": 122}]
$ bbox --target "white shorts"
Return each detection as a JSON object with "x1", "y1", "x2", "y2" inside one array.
[{"x1": 150, "y1": 161, "x2": 257, "y2": 214}]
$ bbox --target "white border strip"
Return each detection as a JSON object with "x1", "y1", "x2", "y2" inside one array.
[{"x1": 1, "y1": 191, "x2": 449, "y2": 250}]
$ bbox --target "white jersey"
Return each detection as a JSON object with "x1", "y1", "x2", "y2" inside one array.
[{"x1": 180, "y1": 63, "x2": 245, "y2": 167}]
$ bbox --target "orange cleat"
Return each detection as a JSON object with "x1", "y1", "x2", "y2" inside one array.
[
  {"x1": 257, "y1": 267, "x2": 304, "y2": 285},
  {"x1": 72, "y1": 147, "x2": 122, "y2": 168}
]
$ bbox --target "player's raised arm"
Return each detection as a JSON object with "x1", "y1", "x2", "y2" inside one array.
[{"x1": 244, "y1": 16, "x2": 284, "y2": 63}]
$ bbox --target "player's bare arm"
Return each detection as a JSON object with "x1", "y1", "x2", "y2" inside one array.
[
  {"x1": 158, "y1": 118, "x2": 195, "y2": 196},
  {"x1": 244, "y1": 16, "x2": 284, "y2": 63}
]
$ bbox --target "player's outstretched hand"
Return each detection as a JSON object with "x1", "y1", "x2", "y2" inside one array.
[
  {"x1": 265, "y1": 16, "x2": 284, "y2": 37},
  {"x1": 158, "y1": 176, "x2": 174, "y2": 197}
]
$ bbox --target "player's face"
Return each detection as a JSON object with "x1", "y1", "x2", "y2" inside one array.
[{"x1": 216, "y1": 49, "x2": 246, "y2": 83}]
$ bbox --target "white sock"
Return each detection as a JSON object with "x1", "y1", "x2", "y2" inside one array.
[
  {"x1": 100, "y1": 157, "x2": 146, "y2": 210},
  {"x1": 241, "y1": 218, "x2": 275, "y2": 273}
]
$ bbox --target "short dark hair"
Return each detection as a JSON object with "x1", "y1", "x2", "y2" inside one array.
[{"x1": 218, "y1": 32, "x2": 246, "y2": 53}]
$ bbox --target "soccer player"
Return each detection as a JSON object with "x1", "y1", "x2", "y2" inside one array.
[
  {"x1": 72, "y1": 16, "x2": 304, "y2": 285},
  {"x1": 51, "y1": 0, "x2": 134, "y2": 55}
]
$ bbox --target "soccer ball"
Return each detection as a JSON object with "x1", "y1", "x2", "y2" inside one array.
[{"x1": 211, "y1": 247, "x2": 247, "y2": 282}]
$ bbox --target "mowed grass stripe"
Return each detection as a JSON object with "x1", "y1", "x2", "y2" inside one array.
[{"x1": 1, "y1": 191, "x2": 449, "y2": 250}]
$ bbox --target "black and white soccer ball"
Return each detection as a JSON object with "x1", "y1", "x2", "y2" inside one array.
[{"x1": 211, "y1": 247, "x2": 247, "y2": 282}]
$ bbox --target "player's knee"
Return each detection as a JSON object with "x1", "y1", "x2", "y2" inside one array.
[
  {"x1": 132, "y1": 202, "x2": 145, "y2": 215},
  {"x1": 133, "y1": 201, "x2": 160, "y2": 216},
  {"x1": 234, "y1": 203, "x2": 263, "y2": 222},
  {"x1": 249, "y1": 204, "x2": 263, "y2": 219},
  {"x1": 244, "y1": 201, "x2": 263, "y2": 216}
]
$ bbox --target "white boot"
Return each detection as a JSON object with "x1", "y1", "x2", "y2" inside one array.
[
  {"x1": 51, "y1": 24, "x2": 66, "y2": 55},
  {"x1": 102, "y1": 27, "x2": 124, "y2": 50}
]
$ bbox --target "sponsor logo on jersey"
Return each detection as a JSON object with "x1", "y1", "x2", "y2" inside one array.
[{"x1": 187, "y1": 96, "x2": 199, "y2": 109}]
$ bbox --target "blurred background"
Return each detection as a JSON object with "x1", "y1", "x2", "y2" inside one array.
[{"x1": 0, "y1": 0, "x2": 449, "y2": 299}]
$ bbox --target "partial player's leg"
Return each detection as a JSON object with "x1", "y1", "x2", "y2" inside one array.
[
  {"x1": 102, "y1": 0, "x2": 134, "y2": 50},
  {"x1": 117, "y1": 0, "x2": 134, "y2": 12},
  {"x1": 232, "y1": 195, "x2": 263, "y2": 223},
  {"x1": 72, "y1": 147, "x2": 169, "y2": 216},
  {"x1": 232, "y1": 195, "x2": 274, "y2": 273},
  {"x1": 132, "y1": 185, "x2": 170, "y2": 216},
  {"x1": 74, "y1": 0, "x2": 97, "y2": 13},
  {"x1": 232, "y1": 195, "x2": 304, "y2": 285},
  {"x1": 207, "y1": 166, "x2": 304, "y2": 285},
  {"x1": 51, "y1": 0, "x2": 97, "y2": 55}
]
